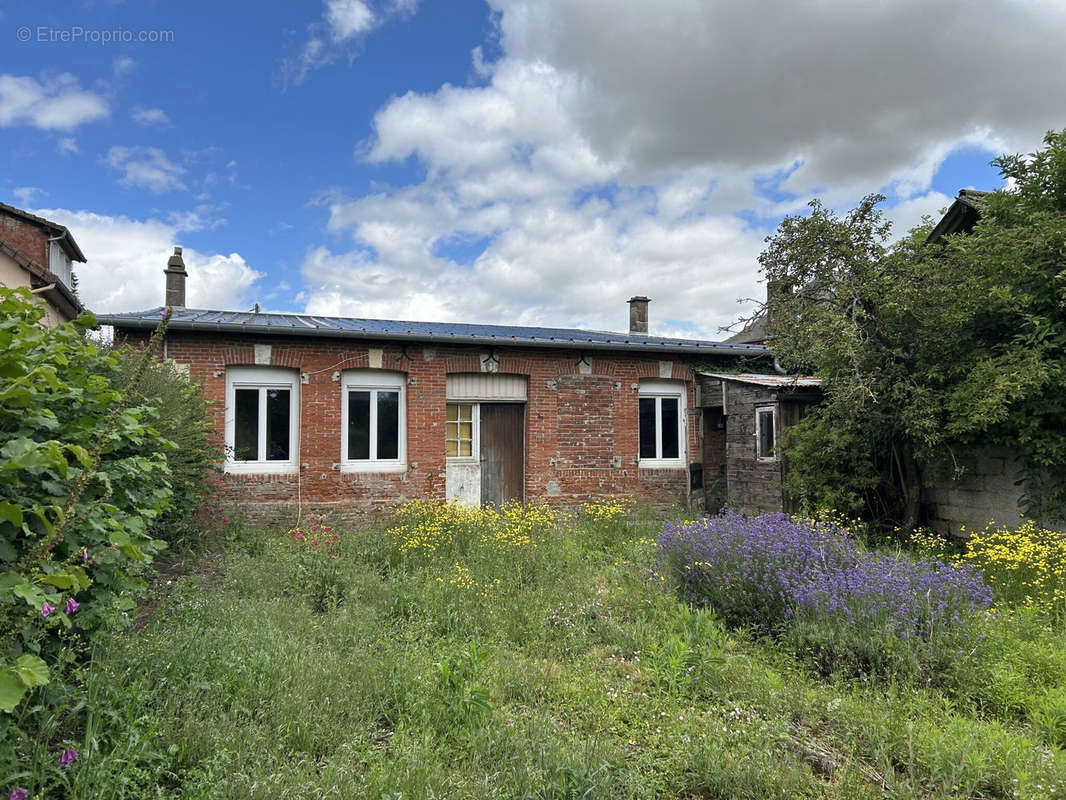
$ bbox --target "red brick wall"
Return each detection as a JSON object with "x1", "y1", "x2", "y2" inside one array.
[
  {"x1": 129, "y1": 329, "x2": 699, "y2": 516},
  {"x1": 0, "y1": 213, "x2": 48, "y2": 266}
]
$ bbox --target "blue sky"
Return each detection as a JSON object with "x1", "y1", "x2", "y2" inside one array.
[{"x1": 1, "y1": 0, "x2": 1060, "y2": 338}]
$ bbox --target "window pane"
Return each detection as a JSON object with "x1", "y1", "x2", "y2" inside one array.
[
  {"x1": 266, "y1": 389, "x2": 291, "y2": 461},
  {"x1": 377, "y1": 391, "x2": 399, "y2": 460},
  {"x1": 459, "y1": 440, "x2": 471, "y2": 457},
  {"x1": 234, "y1": 389, "x2": 259, "y2": 461},
  {"x1": 661, "y1": 397, "x2": 679, "y2": 459},
  {"x1": 348, "y1": 391, "x2": 370, "y2": 460},
  {"x1": 446, "y1": 440, "x2": 458, "y2": 457},
  {"x1": 447, "y1": 402, "x2": 458, "y2": 423},
  {"x1": 460, "y1": 404, "x2": 472, "y2": 421},
  {"x1": 759, "y1": 410, "x2": 775, "y2": 458},
  {"x1": 639, "y1": 397, "x2": 657, "y2": 459}
]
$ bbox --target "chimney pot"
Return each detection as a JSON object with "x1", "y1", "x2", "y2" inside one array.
[
  {"x1": 627, "y1": 296, "x2": 650, "y2": 334},
  {"x1": 164, "y1": 245, "x2": 187, "y2": 308}
]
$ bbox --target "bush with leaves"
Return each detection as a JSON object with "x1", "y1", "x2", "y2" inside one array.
[
  {"x1": 112, "y1": 347, "x2": 219, "y2": 548},
  {"x1": 0, "y1": 288, "x2": 173, "y2": 713},
  {"x1": 762, "y1": 131, "x2": 1066, "y2": 528}
]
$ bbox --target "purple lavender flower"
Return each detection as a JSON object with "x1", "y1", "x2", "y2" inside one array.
[
  {"x1": 41, "y1": 602, "x2": 55, "y2": 618},
  {"x1": 9, "y1": 787, "x2": 29, "y2": 800},
  {"x1": 65, "y1": 598, "x2": 79, "y2": 615},
  {"x1": 657, "y1": 511, "x2": 992, "y2": 674},
  {"x1": 59, "y1": 748, "x2": 78, "y2": 767}
]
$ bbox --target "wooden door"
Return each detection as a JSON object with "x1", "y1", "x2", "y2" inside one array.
[{"x1": 480, "y1": 403, "x2": 525, "y2": 506}]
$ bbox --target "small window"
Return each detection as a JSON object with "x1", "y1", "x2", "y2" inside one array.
[
  {"x1": 756, "y1": 406, "x2": 776, "y2": 461},
  {"x1": 637, "y1": 380, "x2": 686, "y2": 467},
  {"x1": 225, "y1": 367, "x2": 299, "y2": 473},
  {"x1": 446, "y1": 402, "x2": 476, "y2": 458},
  {"x1": 341, "y1": 370, "x2": 406, "y2": 472}
]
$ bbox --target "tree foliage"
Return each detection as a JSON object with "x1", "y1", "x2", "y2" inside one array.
[{"x1": 762, "y1": 131, "x2": 1066, "y2": 528}]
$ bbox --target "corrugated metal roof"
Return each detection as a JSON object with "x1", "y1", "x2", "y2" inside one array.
[
  {"x1": 699, "y1": 372, "x2": 822, "y2": 388},
  {"x1": 97, "y1": 306, "x2": 770, "y2": 356}
]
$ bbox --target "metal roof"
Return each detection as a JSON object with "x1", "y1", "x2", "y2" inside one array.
[
  {"x1": 97, "y1": 306, "x2": 770, "y2": 356},
  {"x1": 699, "y1": 372, "x2": 821, "y2": 388}
]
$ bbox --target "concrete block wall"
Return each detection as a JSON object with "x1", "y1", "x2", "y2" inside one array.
[
  {"x1": 124, "y1": 329, "x2": 698, "y2": 517},
  {"x1": 926, "y1": 446, "x2": 1026, "y2": 537}
]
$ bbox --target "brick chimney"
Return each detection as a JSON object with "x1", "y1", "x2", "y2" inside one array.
[
  {"x1": 627, "y1": 296, "x2": 650, "y2": 334},
  {"x1": 164, "y1": 246, "x2": 187, "y2": 308}
]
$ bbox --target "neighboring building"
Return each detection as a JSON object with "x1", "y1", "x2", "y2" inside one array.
[
  {"x1": 0, "y1": 202, "x2": 85, "y2": 325},
  {"x1": 100, "y1": 252, "x2": 776, "y2": 517}
]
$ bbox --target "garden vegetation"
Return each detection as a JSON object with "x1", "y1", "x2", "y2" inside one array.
[{"x1": 4, "y1": 498, "x2": 1064, "y2": 798}]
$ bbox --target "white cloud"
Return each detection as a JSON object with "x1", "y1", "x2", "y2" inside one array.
[
  {"x1": 488, "y1": 0, "x2": 1066, "y2": 194},
  {"x1": 113, "y1": 57, "x2": 136, "y2": 77},
  {"x1": 35, "y1": 208, "x2": 263, "y2": 313},
  {"x1": 0, "y1": 73, "x2": 108, "y2": 130},
  {"x1": 300, "y1": 0, "x2": 1066, "y2": 338},
  {"x1": 325, "y1": 0, "x2": 375, "y2": 39},
  {"x1": 11, "y1": 186, "x2": 46, "y2": 206},
  {"x1": 302, "y1": 60, "x2": 764, "y2": 337},
  {"x1": 886, "y1": 190, "x2": 954, "y2": 239},
  {"x1": 131, "y1": 107, "x2": 170, "y2": 126},
  {"x1": 106, "y1": 146, "x2": 187, "y2": 193},
  {"x1": 282, "y1": 0, "x2": 420, "y2": 85}
]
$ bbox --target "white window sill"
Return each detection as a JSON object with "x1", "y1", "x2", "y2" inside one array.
[
  {"x1": 224, "y1": 461, "x2": 299, "y2": 475},
  {"x1": 638, "y1": 459, "x2": 687, "y2": 469},
  {"x1": 340, "y1": 462, "x2": 408, "y2": 474},
  {"x1": 446, "y1": 457, "x2": 479, "y2": 465},
  {"x1": 757, "y1": 457, "x2": 779, "y2": 463}
]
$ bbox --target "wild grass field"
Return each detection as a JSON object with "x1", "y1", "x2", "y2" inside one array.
[{"x1": 7, "y1": 502, "x2": 1066, "y2": 799}]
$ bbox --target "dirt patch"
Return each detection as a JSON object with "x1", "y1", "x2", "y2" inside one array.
[{"x1": 132, "y1": 546, "x2": 225, "y2": 632}]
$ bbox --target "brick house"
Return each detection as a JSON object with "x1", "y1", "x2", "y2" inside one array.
[
  {"x1": 0, "y1": 201, "x2": 85, "y2": 326},
  {"x1": 100, "y1": 250, "x2": 787, "y2": 516}
]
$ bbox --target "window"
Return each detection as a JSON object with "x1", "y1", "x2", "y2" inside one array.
[
  {"x1": 341, "y1": 370, "x2": 406, "y2": 471},
  {"x1": 225, "y1": 367, "x2": 299, "y2": 473},
  {"x1": 446, "y1": 402, "x2": 476, "y2": 458},
  {"x1": 638, "y1": 380, "x2": 686, "y2": 467},
  {"x1": 756, "y1": 406, "x2": 776, "y2": 461}
]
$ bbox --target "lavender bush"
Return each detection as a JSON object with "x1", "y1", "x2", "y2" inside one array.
[{"x1": 657, "y1": 512, "x2": 993, "y2": 679}]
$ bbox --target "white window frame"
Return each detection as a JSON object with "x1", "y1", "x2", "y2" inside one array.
[
  {"x1": 755, "y1": 405, "x2": 777, "y2": 462},
  {"x1": 445, "y1": 401, "x2": 480, "y2": 463},
  {"x1": 637, "y1": 379, "x2": 687, "y2": 468},
  {"x1": 224, "y1": 366, "x2": 300, "y2": 474},
  {"x1": 341, "y1": 369, "x2": 407, "y2": 473}
]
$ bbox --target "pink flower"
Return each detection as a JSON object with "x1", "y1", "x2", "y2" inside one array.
[
  {"x1": 59, "y1": 748, "x2": 78, "y2": 767},
  {"x1": 41, "y1": 602, "x2": 55, "y2": 618},
  {"x1": 223, "y1": 517, "x2": 230, "y2": 524},
  {"x1": 9, "y1": 787, "x2": 29, "y2": 800},
  {"x1": 82, "y1": 547, "x2": 89, "y2": 563},
  {"x1": 65, "y1": 598, "x2": 79, "y2": 615}
]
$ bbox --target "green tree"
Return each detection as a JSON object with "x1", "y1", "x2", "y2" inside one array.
[{"x1": 761, "y1": 132, "x2": 1066, "y2": 530}]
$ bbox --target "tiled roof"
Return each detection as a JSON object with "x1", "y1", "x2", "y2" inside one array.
[{"x1": 98, "y1": 306, "x2": 770, "y2": 356}]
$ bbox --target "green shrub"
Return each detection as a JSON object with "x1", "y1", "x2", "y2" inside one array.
[
  {"x1": 111, "y1": 349, "x2": 218, "y2": 549},
  {"x1": 0, "y1": 288, "x2": 173, "y2": 714}
]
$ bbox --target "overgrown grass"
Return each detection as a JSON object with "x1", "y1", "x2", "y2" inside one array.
[{"x1": 4, "y1": 505, "x2": 1066, "y2": 798}]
